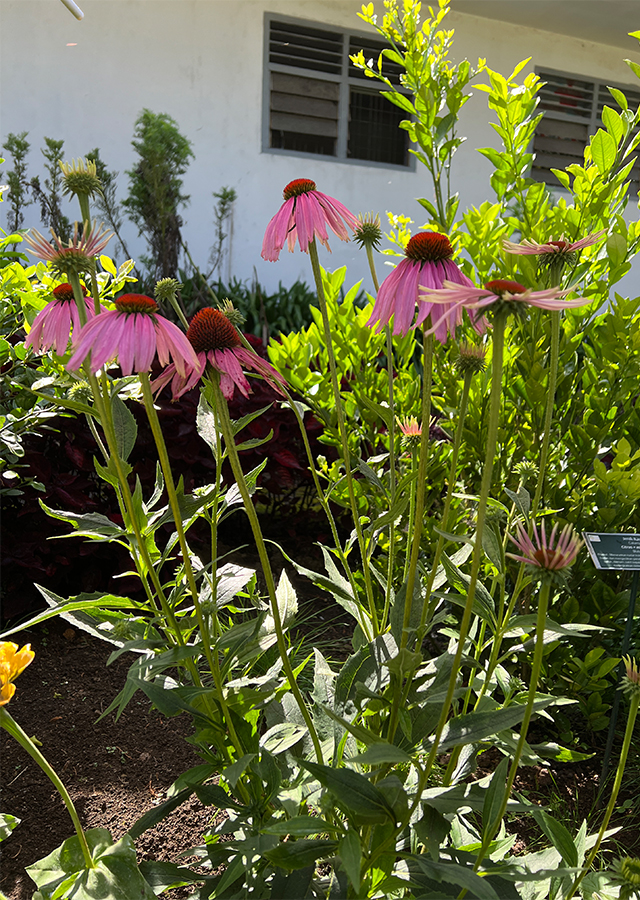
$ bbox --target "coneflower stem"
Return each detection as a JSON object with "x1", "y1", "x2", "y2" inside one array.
[
  {"x1": 472, "y1": 578, "x2": 552, "y2": 873},
  {"x1": 0, "y1": 708, "x2": 95, "y2": 870},
  {"x1": 419, "y1": 368, "x2": 474, "y2": 633},
  {"x1": 401, "y1": 330, "x2": 433, "y2": 648},
  {"x1": 420, "y1": 310, "x2": 507, "y2": 782},
  {"x1": 365, "y1": 244, "x2": 397, "y2": 632},
  {"x1": 210, "y1": 376, "x2": 324, "y2": 765},
  {"x1": 566, "y1": 691, "x2": 640, "y2": 900},
  {"x1": 308, "y1": 239, "x2": 379, "y2": 636},
  {"x1": 138, "y1": 374, "x2": 246, "y2": 767},
  {"x1": 68, "y1": 271, "x2": 88, "y2": 328},
  {"x1": 530, "y1": 310, "x2": 560, "y2": 524}
]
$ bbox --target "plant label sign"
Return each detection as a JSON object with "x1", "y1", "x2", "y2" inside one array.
[{"x1": 583, "y1": 532, "x2": 640, "y2": 570}]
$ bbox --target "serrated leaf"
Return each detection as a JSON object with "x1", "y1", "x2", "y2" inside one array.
[{"x1": 110, "y1": 393, "x2": 137, "y2": 462}]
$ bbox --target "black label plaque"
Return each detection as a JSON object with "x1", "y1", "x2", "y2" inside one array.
[{"x1": 583, "y1": 532, "x2": 640, "y2": 571}]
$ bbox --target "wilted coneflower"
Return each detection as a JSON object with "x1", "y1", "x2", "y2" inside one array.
[
  {"x1": 507, "y1": 520, "x2": 582, "y2": 575},
  {"x1": 67, "y1": 294, "x2": 199, "y2": 376},
  {"x1": 152, "y1": 307, "x2": 287, "y2": 400},
  {"x1": 24, "y1": 222, "x2": 112, "y2": 277},
  {"x1": 0, "y1": 642, "x2": 35, "y2": 706},
  {"x1": 261, "y1": 178, "x2": 359, "y2": 261},
  {"x1": 25, "y1": 283, "x2": 95, "y2": 355},
  {"x1": 367, "y1": 231, "x2": 481, "y2": 339}
]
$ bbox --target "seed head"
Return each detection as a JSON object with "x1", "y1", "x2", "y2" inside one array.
[
  {"x1": 622, "y1": 656, "x2": 640, "y2": 697},
  {"x1": 455, "y1": 342, "x2": 486, "y2": 375},
  {"x1": 353, "y1": 212, "x2": 383, "y2": 251},
  {"x1": 217, "y1": 298, "x2": 246, "y2": 329},
  {"x1": 60, "y1": 158, "x2": 101, "y2": 199}
]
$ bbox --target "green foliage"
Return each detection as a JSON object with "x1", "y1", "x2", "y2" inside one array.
[
  {"x1": 122, "y1": 109, "x2": 194, "y2": 279},
  {"x1": 85, "y1": 147, "x2": 134, "y2": 264},
  {"x1": 1, "y1": 131, "x2": 32, "y2": 232},
  {"x1": 30, "y1": 137, "x2": 72, "y2": 242}
]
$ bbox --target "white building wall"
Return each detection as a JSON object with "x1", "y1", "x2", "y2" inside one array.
[{"x1": 1, "y1": 0, "x2": 640, "y2": 297}]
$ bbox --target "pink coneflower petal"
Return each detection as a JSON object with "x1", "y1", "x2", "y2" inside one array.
[
  {"x1": 25, "y1": 283, "x2": 95, "y2": 356},
  {"x1": 67, "y1": 294, "x2": 198, "y2": 376},
  {"x1": 503, "y1": 230, "x2": 606, "y2": 256},
  {"x1": 507, "y1": 520, "x2": 582, "y2": 573},
  {"x1": 421, "y1": 279, "x2": 595, "y2": 322},
  {"x1": 261, "y1": 179, "x2": 357, "y2": 261},
  {"x1": 367, "y1": 232, "x2": 480, "y2": 340},
  {"x1": 151, "y1": 308, "x2": 287, "y2": 401}
]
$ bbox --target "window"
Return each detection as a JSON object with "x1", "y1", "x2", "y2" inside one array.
[
  {"x1": 264, "y1": 16, "x2": 411, "y2": 168},
  {"x1": 532, "y1": 68, "x2": 640, "y2": 187}
]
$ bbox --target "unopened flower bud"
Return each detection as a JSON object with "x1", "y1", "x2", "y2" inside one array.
[
  {"x1": 68, "y1": 380, "x2": 93, "y2": 405},
  {"x1": 397, "y1": 415, "x2": 422, "y2": 448},
  {"x1": 217, "y1": 298, "x2": 245, "y2": 328},
  {"x1": 622, "y1": 656, "x2": 640, "y2": 697},
  {"x1": 353, "y1": 212, "x2": 382, "y2": 251},
  {"x1": 455, "y1": 343, "x2": 487, "y2": 375},
  {"x1": 60, "y1": 158, "x2": 101, "y2": 199}
]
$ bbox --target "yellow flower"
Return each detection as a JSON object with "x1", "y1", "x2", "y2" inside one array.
[{"x1": 0, "y1": 642, "x2": 35, "y2": 706}]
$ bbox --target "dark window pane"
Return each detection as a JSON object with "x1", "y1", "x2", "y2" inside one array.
[
  {"x1": 348, "y1": 89, "x2": 408, "y2": 165},
  {"x1": 271, "y1": 130, "x2": 336, "y2": 156}
]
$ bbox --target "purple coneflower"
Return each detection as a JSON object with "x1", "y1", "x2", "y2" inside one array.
[
  {"x1": 421, "y1": 278, "x2": 593, "y2": 331},
  {"x1": 503, "y1": 231, "x2": 605, "y2": 259},
  {"x1": 24, "y1": 222, "x2": 112, "y2": 276},
  {"x1": 507, "y1": 520, "x2": 582, "y2": 574},
  {"x1": 152, "y1": 307, "x2": 287, "y2": 401},
  {"x1": 261, "y1": 178, "x2": 359, "y2": 261},
  {"x1": 67, "y1": 294, "x2": 200, "y2": 376},
  {"x1": 367, "y1": 232, "x2": 480, "y2": 339},
  {"x1": 25, "y1": 283, "x2": 95, "y2": 355}
]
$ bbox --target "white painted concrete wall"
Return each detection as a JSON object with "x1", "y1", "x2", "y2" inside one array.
[{"x1": 2, "y1": 0, "x2": 640, "y2": 297}]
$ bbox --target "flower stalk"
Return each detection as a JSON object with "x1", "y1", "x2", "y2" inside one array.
[{"x1": 308, "y1": 238, "x2": 379, "y2": 635}]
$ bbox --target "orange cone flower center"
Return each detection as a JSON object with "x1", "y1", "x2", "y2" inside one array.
[
  {"x1": 115, "y1": 294, "x2": 158, "y2": 314},
  {"x1": 485, "y1": 279, "x2": 526, "y2": 295},
  {"x1": 187, "y1": 309, "x2": 242, "y2": 352},
  {"x1": 53, "y1": 283, "x2": 86, "y2": 302},
  {"x1": 283, "y1": 178, "x2": 317, "y2": 200},
  {"x1": 405, "y1": 232, "x2": 453, "y2": 262}
]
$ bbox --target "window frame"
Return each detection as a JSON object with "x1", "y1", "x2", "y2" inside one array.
[
  {"x1": 262, "y1": 11, "x2": 416, "y2": 172},
  {"x1": 531, "y1": 65, "x2": 640, "y2": 188}
]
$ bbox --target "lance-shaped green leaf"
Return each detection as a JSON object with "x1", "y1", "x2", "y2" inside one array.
[
  {"x1": 110, "y1": 393, "x2": 137, "y2": 462},
  {"x1": 425, "y1": 697, "x2": 559, "y2": 752},
  {"x1": 339, "y1": 830, "x2": 362, "y2": 891},
  {"x1": 300, "y1": 760, "x2": 397, "y2": 824},
  {"x1": 261, "y1": 816, "x2": 341, "y2": 837},
  {"x1": 264, "y1": 839, "x2": 338, "y2": 871}
]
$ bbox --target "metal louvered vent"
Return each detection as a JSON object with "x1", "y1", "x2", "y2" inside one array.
[
  {"x1": 348, "y1": 37, "x2": 404, "y2": 87},
  {"x1": 538, "y1": 71, "x2": 594, "y2": 121},
  {"x1": 532, "y1": 70, "x2": 640, "y2": 188},
  {"x1": 269, "y1": 21, "x2": 343, "y2": 75}
]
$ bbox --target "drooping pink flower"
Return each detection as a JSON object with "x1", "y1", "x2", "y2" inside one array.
[
  {"x1": 420, "y1": 278, "x2": 594, "y2": 332},
  {"x1": 152, "y1": 307, "x2": 287, "y2": 401},
  {"x1": 24, "y1": 222, "x2": 112, "y2": 276},
  {"x1": 367, "y1": 232, "x2": 481, "y2": 339},
  {"x1": 261, "y1": 178, "x2": 359, "y2": 261},
  {"x1": 502, "y1": 231, "x2": 605, "y2": 258},
  {"x1": 507, "y1": 520, "x2": 582, "y2": 573},
  {"x1": 25, "y1": 283, "x2": 95, "y2": 355},
  {"x1": 67, "y1": 294, "x2": 200, "y2": 376}
]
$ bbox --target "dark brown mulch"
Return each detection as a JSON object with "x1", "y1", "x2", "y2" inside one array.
[{"x1": 0, "y1": 618, "x2": 214, "y2": 900}]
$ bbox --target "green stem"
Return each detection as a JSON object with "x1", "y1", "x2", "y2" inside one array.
[
  {"x1": 401, "y1": 330, "x2": 433, "y2": 648},
  {"x1": 210, "y1": 376, "x2": 324, "y2": 765},
  {"x1": 566, "y1": 691, "x2": 640, "y2": 900},
  {"x1": 68, "y1": 271, "x2": 88, "y2": 328},
  {"x1": 530, "y1": 311, "x2": 560, "y2": 523},
  {"x1": 283, "y1": 388, "x2": 365, "y2": 634},
  {"x1": 419, "y1": 368, "x2": 474, "y2": 634},
  {"x1": 367, "y1": 238, "x2": 397, "y2": 633},
  {"x1": 139, "y1": 374, "x2": 246, "y2": 765},
  {"x1": 402, "y1": 444, "x2": 419, "y2": 584},
  {"x1": 420, "y1": 311, "x2": 507, "y2": 783},
  {"x1": 308, "y1": 239, "x2": 378, "y2": 635},
  {"x1": 473, "y1": 578, "x2": 552, "y2": 872},
  {"x1": 0, "y1": 708, "x2": 94, "y2": 869}
]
